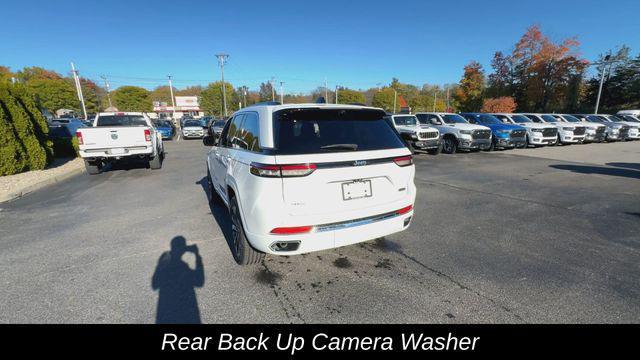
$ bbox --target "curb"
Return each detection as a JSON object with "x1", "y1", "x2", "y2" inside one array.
[{"x1": 0, "y1": 166, "x2": 85, "y2": 203}]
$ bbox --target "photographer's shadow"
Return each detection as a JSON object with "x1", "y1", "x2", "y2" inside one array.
[{"x1": 151, "y1": 236, "x2": 205, "y2": 324}]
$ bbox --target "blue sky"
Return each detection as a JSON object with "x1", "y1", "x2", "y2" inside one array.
[{"x1": 2, "y1": 0, "x2": 638, "y2": 93}]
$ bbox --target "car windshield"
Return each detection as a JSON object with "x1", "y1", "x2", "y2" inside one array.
[
  {"x1": 560, "y1": 115, "x2": 580, "y2": 122},
  {"x1": 541, "y1": 115, "x2": 558, "y2": 123},
  {"x1": 393, "y1": 116, "x2": 418, "y2": 126},
  {"x1": 476, "y1": 114, "x2": 502, "y2": 125},
  {"x1": 510, "y1": 115, "x2": 532, "y2": 123},
  {"x1": 273, "y1": 108, "x2": 406, "y2": 154},
  {"x1": 606, "y1": 115, "x2": 625, "y2": 122},
  {"x1": 442, "y1": 114, "x2": 468, "y2": 124},
  {"x1": 155, "y1": 121, "x2": 171, "y2": 127},
  {"x1": 184, "y1": 120, "x2": 202, "y2": 127},
  {"x1": 586, "y1": 115, "x2": 605, "y2": 123},
  {"x1": 621, "y1": 115, "x2": 640, "y2": 123},
  {"x1": 96, "y1": 115, "x2": 147, "y2": 127}
]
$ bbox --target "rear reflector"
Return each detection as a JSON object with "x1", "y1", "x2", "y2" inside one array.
[
  {"x1": 270, "y1": 226, "x2": 313, "y2": 235},
  {"x1": 393, "y1": 155, "x2": 413, "y2": 167},
  {"x1": 396, "y1": 204, "x2": 413, "y2": 215},
  {"x1": 250, "y1": 162, "x2": 317, "y2": 177},
  {"x1": 76, "y1": 131, "x2": 83, "y2": 145},
  {"x1": 144, "y1": 129, "x2": 151, "y2": 142}
]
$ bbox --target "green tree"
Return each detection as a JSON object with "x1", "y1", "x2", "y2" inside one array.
[
  {"x1": 0, "y1": 66, "x2": 14, "y2": 84},
  {"x1": 16, "y1": 67, "x2": 62, "y2": 82},
  {"x1": 0, "y1": 84, "x2": 47, "y2": 170},
  {"x1": 26, "y1": 78, "x2": 79, "y2": 113},
  {"x1": 336, "y1": 87, "x2": 365, "y2": 104},
  {"x1": 200, "y1": 81, "x2": 238, "y2": 117},
  {"x1": 371, "y1": 87, "x2": 396, "y2": 112},
  {"x1": 80, "y1": 78, "x2": 104, "y2": 115},
  {"x1": 111, "y1": 86, "x2": 152, "y2": 112},
  {"x1": 258, "y1": 82, "x2": 276, "y2": 102},
  {"x1": 454, "y1": 61, "x2": 485, "y2": 112},
  {"x1": 150, "y1": 85, "x2": 176, "y2": 105},
  {"x1": 0, "y1": 95, "x2": 28, "y2": 175},
  {"x1": 10, "y1": 84, "x2": 53, "y2": 161},
  {"x1": 176, "y1": 86, "x2": 203, "y2": 97}
]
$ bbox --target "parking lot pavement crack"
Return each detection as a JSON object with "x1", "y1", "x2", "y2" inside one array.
[
  {"x1": 363, "y1": 242, "x2": 527, "y2": 323},
  {"x1": 260, "y1": 261, "x2": 306, "y2": 324}
]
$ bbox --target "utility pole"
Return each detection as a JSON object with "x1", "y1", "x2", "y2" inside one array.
[
  {"x1": 324, "y1": 78, "x2": 328, "y2": 102},
  {"x1": 70, "y1": 62, "x2": 87, "y2": 120},
  {"x1": 270, "y1": 77, "x2": 276, "y2": 102},
  {"x1": 279, "y1": 81, "x2": 284, "y2": 104},
  {"x1": 167, "y1": 75, "x2": 176, "y2": 120},
  {"x1": 242, "y1": 86, "x2": 247, "y2": 108},
  {"x1": 393, "y1": 89, "x2": 397, "y2": 113},
  {"x1": 594, "y1": 53, "x2": 612, "y2": 114},
  {"x1": 101, "y1": 75, "x2": 113, "y2": 108},
  {"x1": 215, "y1": 53, "x2": 229, "y2": 117},
  {"x1": 446, "y1": 85, "x2": 450, "y2": 112},
  {"x1": 335, "y1": 86, "x2": 339, "y2": 104},
  {"x1": 433, "y1": 90, "x2": 437, "y2": 112}
]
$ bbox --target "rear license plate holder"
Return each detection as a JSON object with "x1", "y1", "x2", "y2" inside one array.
[
  {"x1": 110, "y1": 148, "x2": 125, "y2": 155},
  {"x1": 342, "y1": 180, "x2": 372, "y2": 201}
]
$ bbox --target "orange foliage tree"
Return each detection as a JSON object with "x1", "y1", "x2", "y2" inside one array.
[{"x1": 481, "y1": 97, "x2": 517, "y2": 113}]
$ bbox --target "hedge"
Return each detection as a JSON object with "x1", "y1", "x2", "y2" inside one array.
[
  {"x1": 10, "y1": 84, "x2": 54, "y2": 161},
  {"x1": 0, "y1": 85, "x2": 47, "y2": 171},
  {"x1": 51, "y1": 136, "x2": 79, "y2": 158},
  {"x1": 0, "y1": 100, "x2": 28, "y2": 175}
]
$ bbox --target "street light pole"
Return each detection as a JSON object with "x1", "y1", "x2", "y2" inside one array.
[
  {"x1": 393, "y1": 89, "x2": 397, "y2": 113},
  {"x1": 242, "y1": 86, "x2": 247, "y2": 108},
  {"x1": 167, "y1": 75, "x2": 176, "y2": 120},
  {"x1": 279, "y1": 81, "x2": 284, "y2": 104},
  {"x1": 215, "y1": 54, "x2": 229, "y2": 117},
  {"x1": 101, "y1": 75, "x2": 113, "y2": 108},
  {"x1": 271, "y1": 77, "x2": 276, "y2": 102},
  {"x1": 335, "y1": 86, "x2": 339, "y2": 104}
]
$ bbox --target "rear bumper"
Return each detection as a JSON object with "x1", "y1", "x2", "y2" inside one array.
[
  {"x1": 245, "y1": 207, "x2": 413, "y2": 255},
  {"x1": 79, "y1": 145, "x2": 154, "y2": 159}
]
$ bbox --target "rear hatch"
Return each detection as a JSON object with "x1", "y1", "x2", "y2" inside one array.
[
  {"x1": 272, "y1": 108, "x2": 413, "y2": 219},
  {"x1": 79, "y1": 114, "x2": 150, "y2": 151}
]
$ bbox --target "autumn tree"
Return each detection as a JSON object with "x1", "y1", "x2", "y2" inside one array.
[
  {"x1": 176, "y1": 86, "x2": 203, "y2": 97},
  {"x1": 150, "y1": 85, "x2": 176, "y2": 105},
  {"x1": 371, "y1": 87, "x2": 396, "y2": 112},
  {"x1": 111, "y1": 86, "x2": 152, "y2": 112},
  {"x1": 0, "y1": 66, "x2": 13, "y2": 84},
  {"x1": 481, "y1": 97, "x2": 517, "y2": 113},
  {"x1": 454, "y1": 61, "x2": 485, "y2": 112},
  {"x1": 336, "y1": 87, "x2": 365, "y2": 104}
]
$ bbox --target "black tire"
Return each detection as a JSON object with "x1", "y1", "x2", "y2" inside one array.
[
  {"x1": 84, "y1": 160, "x2": 101, "y2": 175},
  {"x1": 229, "y1": 195, "x2": 265, "y2": 265},
  {"x1": 442, "y1": 136, "x2": 457, "y2": 154},
  {"x1": 206, "y1": 167, "x2": 223, "y2": 204},
  {"x1": 427, "y1": 143, "x2": 442, "y2": 155},
  {"x1": 488, "y1": 139, "x2": 496, "y2": 151},
  {"x1": 149, "y1": 151, "x2": 163, "y2": 169}
]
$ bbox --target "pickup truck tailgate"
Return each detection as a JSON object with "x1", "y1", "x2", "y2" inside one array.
[{"x1": 78, "y1": 127, "x2": 149, "y2": 150}]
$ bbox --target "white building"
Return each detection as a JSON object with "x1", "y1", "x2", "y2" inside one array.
[{"x1": 151, "y1": 96, "x2": 204, "y2": 119}]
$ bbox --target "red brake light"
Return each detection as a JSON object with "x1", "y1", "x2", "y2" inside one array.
[
  {"x1": 250, "y1": 162, "x2": 316, "y2": 177},
  {"x1": 270, "y1": 226, "x2": 313, "y2": 235},
  {"x1": 396, "y1": 204, "x2": 413, "y2": 215},
  {"x1": 393, "y1": 155, "x2": 413, "y2": 167},
  {"x1": 144, "y1": 129, "x2": 151, "y2": 142},
  {"x1": 76, "y1": 131, "x2": 83, "y2": 145}
]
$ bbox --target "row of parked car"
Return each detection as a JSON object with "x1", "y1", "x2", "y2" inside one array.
[{"x1": 387, "y1": 112, "x2": 640, "y2": 154}]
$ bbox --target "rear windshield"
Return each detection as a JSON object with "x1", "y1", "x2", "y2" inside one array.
[
  {"x1": 561, "y1": 114, "x2": 581, "y2": 122},
  {"x1": 442, "y1": 114, "x2": 468, "y2": 124},
  {"x1": 96, "y1": 115, "x2": 147, "y2": 127},
  {"x1": 184, "y1": 120, "x2": 202, "y2": 127},
  {"x1": 273, "y1": 108, "x2": 406, "y2": 154}
]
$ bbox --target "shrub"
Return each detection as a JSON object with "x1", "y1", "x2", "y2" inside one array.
[
  {"x1": 10, "y1": 84, "x2": 54, "y2": 162},
  {"x1": 0, "y1": 84, "x2": 47, "y2": 171},
  {"x1": 51, "y1": 136, "x2": 79, "y2": 158},
  {"x1": 0, "y1": 99, "x2": 28, "y2": 175}
]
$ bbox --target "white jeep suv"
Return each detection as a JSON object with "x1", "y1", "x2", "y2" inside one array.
[{"x1": 204, "y1": 103, "x2": 416, "y2": 265}]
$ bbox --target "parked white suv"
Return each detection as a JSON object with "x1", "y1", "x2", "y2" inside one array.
[
  {"x1": 415, "y1": 112, "x2": 492, "y2": 153},
  {"x1": 204, "y1": 103, "x2": 416, "y2": 265},
  {"x1": 492, "y1": 113, "x2": 557, "y2": 146}
]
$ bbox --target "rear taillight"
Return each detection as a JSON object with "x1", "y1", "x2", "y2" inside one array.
[
  {"x1": 76, "y1": 131, "x2": 83, "y2": 145},
  {"x1": 144, "y1": 129, "x2": 151, "y2": 142},
  {"x1": 270, "y1": 226, "x2": 313, "y2": 235},
  {"x1": 393, "y1": 155, "x2": 413, "y2": 167},
  {"x1": 250, "y1": 162, "x2": 316, "y2": 177},
  {"x1": 396, "y1": 204, "x2": 413, "y2": 215}
]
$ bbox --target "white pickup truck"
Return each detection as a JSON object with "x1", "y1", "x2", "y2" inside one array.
[{"x1": 76, "y1": 112, "x2": 164, "y2": 174}]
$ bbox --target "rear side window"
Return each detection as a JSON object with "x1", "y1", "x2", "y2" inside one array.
[
  {"x1": 236, "y1": 112, "x2": 260, "y2": 152},
  {"x1": 96, "y1": 115, "x2": 147, "y2": 127},
  {"x1": 273, "y1": 108, "x2": 406, "y2": 154},
  {"x1": 225, "y1": 114, "x2": 245, "y2": 147}
]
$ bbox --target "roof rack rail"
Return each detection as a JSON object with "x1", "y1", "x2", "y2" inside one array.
[{"x1": 248, "y1": 101, "x2": 281, "y2": 107}]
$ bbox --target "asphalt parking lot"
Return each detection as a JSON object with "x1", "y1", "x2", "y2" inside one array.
[{"x1": 1, "y1": 139, "x2": 639, "y2": 323}]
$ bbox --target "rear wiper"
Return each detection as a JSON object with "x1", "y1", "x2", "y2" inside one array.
[{"x1": 320, "y1": 144, "x2": 358, "y2": 151}]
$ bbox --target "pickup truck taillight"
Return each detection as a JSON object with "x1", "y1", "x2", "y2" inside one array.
[
  {"x1": 144, "y1": 129, "x2": 151, "y2": 142},
  {"x1": 76, "y1": 131, "x2": 83, "y2": 145},
  {"x1": 250, "y1": 162, "x2": 317, "y2": 177}
]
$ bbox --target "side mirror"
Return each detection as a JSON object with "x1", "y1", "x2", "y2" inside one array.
[{"x1": 203, "y1": 135, "x2": 216, "y2": 146}]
